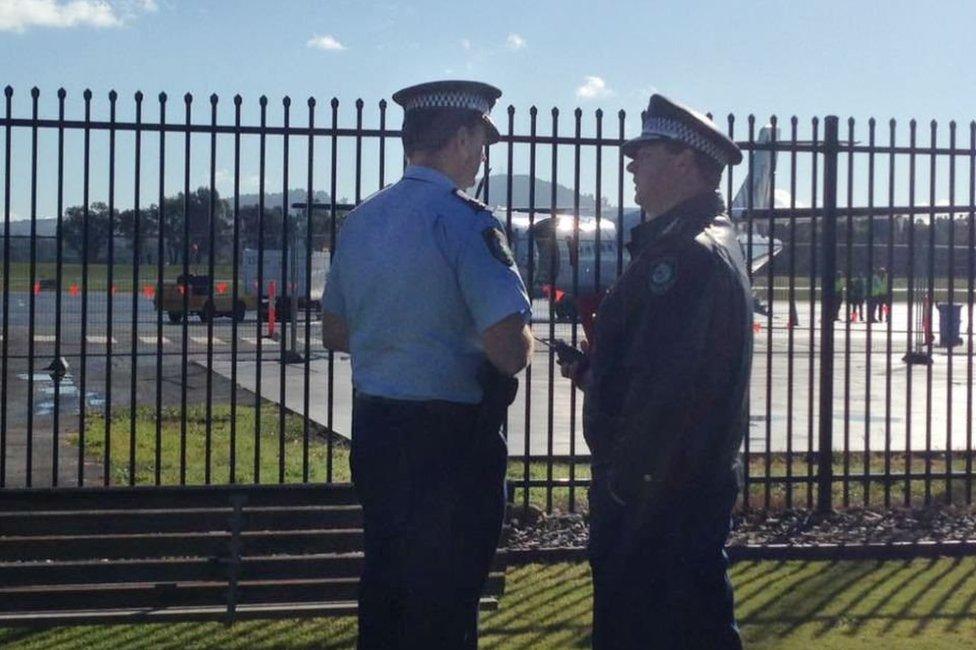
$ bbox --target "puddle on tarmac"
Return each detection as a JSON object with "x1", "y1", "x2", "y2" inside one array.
[
  {"x1": 22, "y1": 372, "x2": 104, "y2": 416},
  {"x1": 17, "y1": 373, "x2": 56, "y2": 381}
]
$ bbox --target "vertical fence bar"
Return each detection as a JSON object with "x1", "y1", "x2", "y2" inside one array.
[
  {"x1": 946, "y1": 121, "x2": 956, "y2": 504},
  {"x1": 967, "y1": 121, "x2": 976, "y2": 504},
  {"x1": 884, "y1": 119, "x2": 896, "y2": 507},
  {"x1": 568, "y1": 107, "x2": 581, "y2": 513},
  {"x1": 864, "y1": 118, "x2": 876, "y2": 505},
  {"x1": 616, "y1": 110, "x2": 625, "y2": 278},
  {"x1": 0, "y1": 86, "x2": 10, "y2": 488},
  {"x1": 842, "y1": 118, "x2": 854, "y2": 507},
  {"x1": 79, "y1": 89, "x2": 92, "y2": 487},
  {"x1": 817, "y1": 115, "x2": 840, "y2": 513},
  {"x1": 179, "y1": 93, "x2": 192, "y2": 486},
  {"x1": 205, "y1": 94, "x2": 218, "y2": 485},
  {"x1": 905, "y1": 120, "x2": 917, "y2": 506},
  {"x1": 594, "y1": 108, "x2": 603, "y2": 310},
  {"x1": 104, "y1": 90, "x2": 117, "y2": 486},
  {"x1": 254, "y1": 95, "x2": 267, "y2": 484},
  {"x1": 26, "y1": 88, "x2": 39, "y2": 488},
  {"x1": 786, "y1": 116, "x2": 798, "y2": 508},
  {"x1": 924, "y1": 120, "x2": 937, "y2": 505},
  {"x1": 54, "y1": 88, "x2": 66, "y2": 487},
  {"x1": 326, "y1": 97, "x2": 338, "y2": 482},
  {"x1": 807, "y1": 118, "x2": 820, "y2": 509},
  {"x1": 302, "y1": 97, "x2": 316, "y2": 483},
  {"x1": 523, "y1": 105, "x2": 536, "y2": 513},
  {"x1": 545, "y1": 107, "x2": 557, "y2": 513},
  {"x1": 278, "y1": 96, "x2": 290, "y2": 485},
  {"x1": 504, "y1": 105, "x2": 514, "y2": 502},
  {"x1": 763, "y1": 116, "x2": 776, "y2": 509},
  {"x1": 129, "y1": 91, "x2": 143, "y2": 486},
  {"x1": 379, "y1": 99, "x2": 386, "y2": 188},
  {"x1": 230, "y1": 94, "x2": 242, "y2": 484},
  {"x1": 154, "y1": 92, "x2": 167, "y2": 486},
  {"x1": 743, "y1": 115, "x2": 754, "y2": 509}
]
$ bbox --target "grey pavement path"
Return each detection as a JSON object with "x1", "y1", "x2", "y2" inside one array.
[{"x1": 201, "y1": 299, "x2": 976, "y2": 456}]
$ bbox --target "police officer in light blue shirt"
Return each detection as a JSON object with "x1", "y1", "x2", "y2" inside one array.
[{"x1": 321, "y1": 80, "x2": 533, "y2": 649}]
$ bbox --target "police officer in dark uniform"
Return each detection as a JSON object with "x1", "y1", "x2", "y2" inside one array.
[
  {"x1": 561, "y1": 94, "x2": 752, "y2": 649},
  {"x1": 321, "y1": 81, "x2": 533, "y2": 648}
]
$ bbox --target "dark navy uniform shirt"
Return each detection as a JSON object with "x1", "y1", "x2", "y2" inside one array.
[
  {"x1": 583, "y1": 191, "x2": 753, "y2": 506},
  {"x1": 323, "y1": 165, "x2": 531, "y2": 404}
]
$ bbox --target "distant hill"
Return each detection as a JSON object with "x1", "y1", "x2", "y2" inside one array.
[
  {"x1": 236, "y1": 189, "x2": 334, "y2": 212},
  {"x1": 479, "y1": 175, "x2": 610, "y2": 213}
]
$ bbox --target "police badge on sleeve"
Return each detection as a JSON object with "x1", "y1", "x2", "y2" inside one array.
[
  {"x1": 648, "y1": 257, "x2": 677, "y2": 294},
  {"x1": 483, "y1": 227, "x2": 515, "y2": 267}
]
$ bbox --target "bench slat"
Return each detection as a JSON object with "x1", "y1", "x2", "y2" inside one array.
[
  {"x1": 0, "y1": 483, "x2": 358, "y2": 512},
  {"x1": 0, "y1": 598, "x2": 500, "y2": 628},
  {"x1": 0, "y1": 574, "x2": 507, "y2": 612},
  {"x1": 0, "y1": 505, "x2": 363, "y2": 536},
  {"x1": 0, "y1": 529, "x2": 364, "y2": 562},
  {"x1": 0, "y1": 553, "x2": 509, "y2": 587}
]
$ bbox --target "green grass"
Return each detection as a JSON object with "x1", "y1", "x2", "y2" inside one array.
[
  {"x1": 78, "y1": 404, "x2": 350, "y2": 486},
  {"x1": 4, "y1": 559, "x2": 976, "y2": 648},
  {"x1": 78, "y1": 407, "x2": 976, "y2": 513},
  {"x1": 77, "y1": 405, "x2": 589, "y2": 513}
]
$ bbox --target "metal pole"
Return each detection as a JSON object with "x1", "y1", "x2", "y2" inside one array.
[{"x1": 818, "y1": 115, "x2": 840, "y2": 513}]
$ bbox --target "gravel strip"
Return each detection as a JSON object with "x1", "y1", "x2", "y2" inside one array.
[{"x1": 504, "y1": 506, "x2": 976, "y2": 551}]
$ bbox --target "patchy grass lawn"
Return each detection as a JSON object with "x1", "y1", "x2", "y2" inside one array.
[{"x1": 3, "y1": 559, "x2": 976, "y2": 649}]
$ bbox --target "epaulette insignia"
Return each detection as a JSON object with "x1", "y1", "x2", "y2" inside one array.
[
  {"x1": 453, "y1": 188, "x2": 489, "y2": 213},
  {"x1": 648, "y1": 257, "x2": 677, "y2": 295}
]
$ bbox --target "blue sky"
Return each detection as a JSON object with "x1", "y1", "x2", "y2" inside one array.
[{"x1": 2, "y1": 0, "x2": 975, "y2": 217}]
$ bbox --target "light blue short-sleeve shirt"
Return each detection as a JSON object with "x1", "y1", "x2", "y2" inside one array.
[{"x1": 322, "y1": 165, "x2": 531, "y2": 404}]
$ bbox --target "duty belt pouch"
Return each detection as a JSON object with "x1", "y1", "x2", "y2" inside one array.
[{"x1": 475, "y1": 361, "x2": 519, "y2": 437}]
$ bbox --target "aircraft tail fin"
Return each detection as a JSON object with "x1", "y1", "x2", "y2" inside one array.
[{"x1": 730, "y1": 125, "x2": 778, "y2": 219}]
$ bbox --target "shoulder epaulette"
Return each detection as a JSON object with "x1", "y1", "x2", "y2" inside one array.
[{"x1": 452, "y1": 188, "x2": 490, "y2": 213}]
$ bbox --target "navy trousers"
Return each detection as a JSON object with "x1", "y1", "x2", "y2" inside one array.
[
  {"x1": 588, "y1": 479, "x2": 743, "y2": 650},
  {"x1": 351, "y1": 393, "x2": 508, "y2": 650}
]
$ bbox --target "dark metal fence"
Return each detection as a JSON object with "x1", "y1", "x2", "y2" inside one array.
[{"x1": 1, "y1": 86, "x2": 974, "y2": 515}]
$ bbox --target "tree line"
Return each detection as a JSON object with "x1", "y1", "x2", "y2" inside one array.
[{"x1": 56, "y1": 188, "x2": 349, "y2": 265}]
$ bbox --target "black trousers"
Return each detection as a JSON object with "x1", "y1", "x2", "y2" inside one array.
[
  {"x1": 351, "y1": 393, "x2": 508, "y2": 650},
  {"x1": 588, "y1": 480, "x2": 743, "y2": 650}
]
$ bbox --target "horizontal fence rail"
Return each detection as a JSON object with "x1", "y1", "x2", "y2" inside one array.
[{"x1": 1, "y1": 86, "x2": 975, "y2": 515}]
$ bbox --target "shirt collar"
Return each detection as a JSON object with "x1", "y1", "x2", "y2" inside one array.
[{"x1": 403, "y1": 164, "x2": 457, "y2": 190}]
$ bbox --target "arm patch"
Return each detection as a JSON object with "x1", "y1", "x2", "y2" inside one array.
[{"x1": 483, "y1": 227, "x2": 515, "y2": 266}]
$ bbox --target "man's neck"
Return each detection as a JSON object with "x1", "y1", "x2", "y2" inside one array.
[
  {"x1": 408, "y1": 155, "x2": 464, "y2": 188},
  {"x1": 644, "y1": 186, "x2": 711, "y2": 220}
]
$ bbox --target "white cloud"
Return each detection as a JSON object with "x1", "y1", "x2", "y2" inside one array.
[
  {"x1": 136, "y1": 0, "x2": 156, "y2": 11},
  {"x1": 460, "y1": 38, "x2": 471, "y2": 51},
  {"x1": 576, "y1": 76, "x2": 612, "y2": 100},
  {"x1": 0, "y1": 0, "x2": 125, "y2": 31},
  {"x1": 506, "y1": 33, "x2": 525, "y2": 50},
  {"x1": 307, "y1": 34, "x2": 345, "y2": 51}
]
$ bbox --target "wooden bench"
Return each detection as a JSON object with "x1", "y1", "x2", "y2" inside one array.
[{"x1": 0, "y1": 484, "x2": 506, "y2": 627}]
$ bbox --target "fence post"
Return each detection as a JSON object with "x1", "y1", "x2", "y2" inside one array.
[{"x1": 818, "y1": 115, "x2": 840, "y2": 513}]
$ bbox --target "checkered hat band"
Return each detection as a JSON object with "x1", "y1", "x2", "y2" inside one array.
[
  {"x1": 401, "y1": 91, "x2": 491, "y2": 114},
  {"x1": 641, "y1": 117, "x2": 729, "y2": 166}
]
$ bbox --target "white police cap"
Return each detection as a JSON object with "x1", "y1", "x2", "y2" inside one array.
[
  {"x1": 392, "y1": 80, "x2": 503, "y2": 144},
  {"x1": 622, "y1": 94, "x2": 742, "y2": 166}
]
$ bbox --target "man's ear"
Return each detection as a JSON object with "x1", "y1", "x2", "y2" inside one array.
[{"x1": 453, "y1": 124, "x2": 472, "y2": 151}]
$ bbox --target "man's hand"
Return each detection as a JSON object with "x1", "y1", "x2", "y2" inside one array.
[
  {"x1": 321, "y1": 309, "x2": 350, "y2": 352},
  {"x1": 558, "y1": 339, "x2": 590, "y2": 389}
]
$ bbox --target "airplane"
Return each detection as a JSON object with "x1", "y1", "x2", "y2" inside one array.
[{"x1": 494, "y1": 126, "x2": 784, "y2": 323}]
